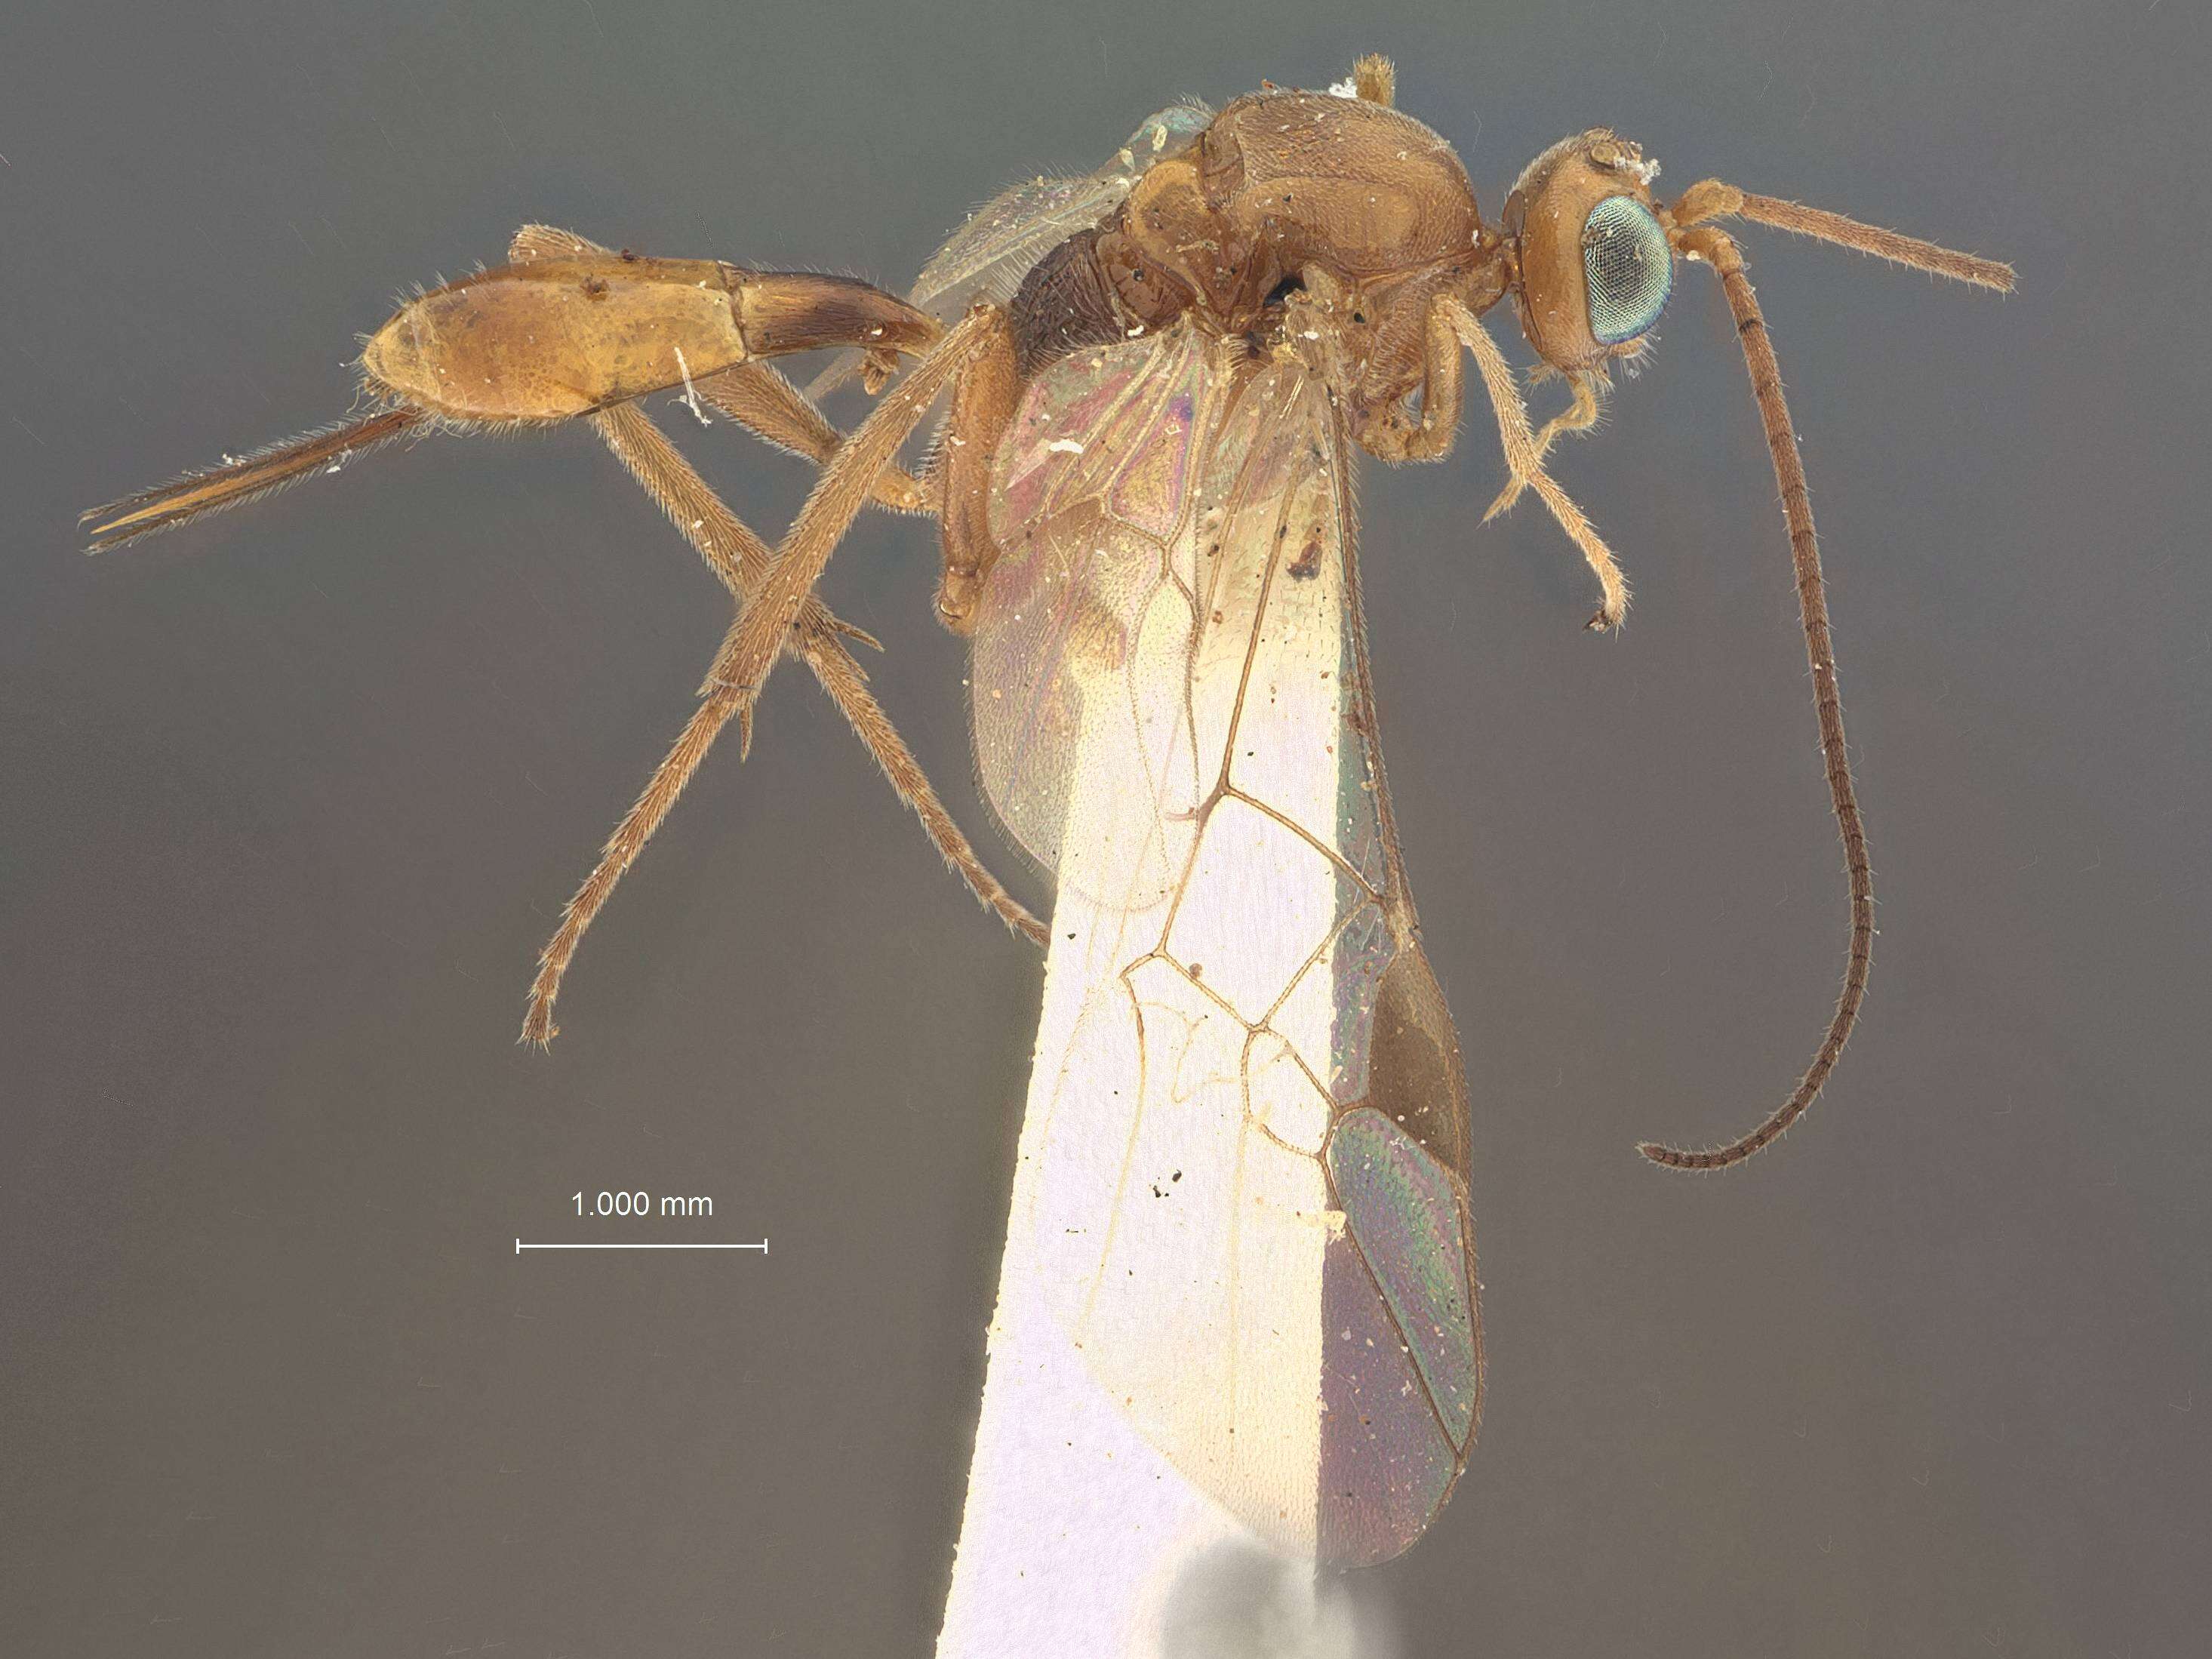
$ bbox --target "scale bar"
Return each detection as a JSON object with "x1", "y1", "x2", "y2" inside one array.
[{"x1": 516, "y1": 1239, "x2": 768, "y2": 1253}]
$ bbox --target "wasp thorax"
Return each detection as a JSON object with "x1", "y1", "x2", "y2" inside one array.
[{"x1": 1095, "y1": 90, "x2": 1484, "y2": 339}]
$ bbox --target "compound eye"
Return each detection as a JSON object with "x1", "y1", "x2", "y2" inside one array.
[{"x1": 1582, "y1": 195, "x2": 1672, "y2": 345}]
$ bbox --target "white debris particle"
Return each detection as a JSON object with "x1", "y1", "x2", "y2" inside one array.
[
  {"x1": 1047, "y1": 439, "x2": 1086, "y2": 454},
  {"x1": 1328, "y1": 77, "x2": 1358, "y2": 98},
  {"x1": 672, "y1": 346, "x2": 712, "y2": 426}
]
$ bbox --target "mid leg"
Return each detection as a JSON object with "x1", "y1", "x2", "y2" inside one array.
[
  {"x1": 1358, "y1": 288, "x2": 1468, "y2": 463},
  {"x1": 932, "y1": 310, "x2": 1021, "y2": 632}
]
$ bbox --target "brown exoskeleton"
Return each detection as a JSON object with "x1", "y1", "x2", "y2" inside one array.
[{"x1": 87, "y1": 54, "x2": 2010, "y2": 1179}]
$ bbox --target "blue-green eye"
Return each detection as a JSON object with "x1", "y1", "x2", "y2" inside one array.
[{"x1": 1582, "y1": 195, "x2": 1672, "y2": 345}]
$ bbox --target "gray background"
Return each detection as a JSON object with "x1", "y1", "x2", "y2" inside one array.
[{"x1": 4, "y1": 1, "x2": 2206, "y2": 1654}]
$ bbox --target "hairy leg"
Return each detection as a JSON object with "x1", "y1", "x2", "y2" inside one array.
[
  {"x1": 931, "y1": 309, "x2": 1020, "y2": 631},
  {"x1": 1357, "y1": 288, "x2": 1467, "y2": 463},
  {"x1": 522, "y1": 307, "x2": 1018, "y2": 1041},
  {"x1": 1447, "y1": 297, "x2": 1632, "y2": 630},
  {"x1": 695, "y1": 364, "x2": 930, "y2": 514},
  {"x1": 520, "y1": 399, "x2": 1041, "y2": 1042},
  {"x1": 1484, "y1": 370, "x2": 1601, "y2": 522}
]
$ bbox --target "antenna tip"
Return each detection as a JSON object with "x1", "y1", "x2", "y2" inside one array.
[{"x1": 1637, "y1": 1139, "x2": 1723, "y2": 1171}]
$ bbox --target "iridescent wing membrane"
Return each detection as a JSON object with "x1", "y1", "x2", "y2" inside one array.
[{"x1": 971, "y1": 322, "x2": 1483, "y2": 1564}]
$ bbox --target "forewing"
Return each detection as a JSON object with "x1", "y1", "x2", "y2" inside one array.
[
  {"x1": 908, "y1": 103, "x2": 1211, "y2": 320},
  {"x1": 807, "y1": 104, "x2": 1209, "y2": 399},
  {"x1": 974, "y1": 324, "x2": 1217, "y2": 910},
  {"x1": 971, "y1": 325, "x2": 1482, "y2": 1565}
]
